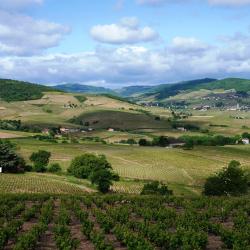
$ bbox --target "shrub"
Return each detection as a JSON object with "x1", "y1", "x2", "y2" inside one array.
[
  {"x1": 152, "y1": 136, "x2": 169, "y2": 147},
  {"x1": 47, "y1": 163, "x2": 62, "y2": 173},
  {"x1": 141, "y1": 181, "x2": 173, "y2": 196},
  {"x1": 138, "y1": 139, "x2": 150, "y2": 146},
  {"x1": 89, "y1": 169, "x2": 114, "y2": 193},
  {"x1": 68, "y1": 153, "x2": 118, "y2": 193},
  {"x1": 30, "y1": 150, "x2": 51, "y2": 173},
  {"x1": 204, "y1": 161, "x2": 248, "y2": 196},
  {"x1": 0, "y1": 140, "x2": 25, "y2": 173},
  {"x1": 68, "y1": 154, "x2": 110, "y2": 179}
]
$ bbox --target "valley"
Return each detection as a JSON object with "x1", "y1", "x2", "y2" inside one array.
[{"x1": 1, "y1": 78, "x2": 250, "y2": 197}]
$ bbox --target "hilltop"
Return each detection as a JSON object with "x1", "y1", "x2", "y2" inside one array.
[
  {"x1": 135, "y1": 78, "x2": 250, "y2": 102},
  {"x1": 55, "y1": 83, "x2": 115, "y2": 94},
  {"x1": 0, "y1": 79, "x2": 59, "y2": 102}
]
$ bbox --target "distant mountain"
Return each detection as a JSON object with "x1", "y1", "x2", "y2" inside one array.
[
  {"x1": 55, "y1": 83, "x2": 114, "y2": 94},
  {"x1": 117, "y1": 85, "x2": 154, "y2": 97},
  {"x1": 142, "y1": 78, "x2": 217, "y2": 100},
  {"x1": 194, "y1": 78, "x2": 250, "y2": 92},
  {"x1": 0, "y1": 79, "x2": 58, "y2": 102},
  {"x1": 136, "y1": 77, "x2": 250, "y2": 102}
]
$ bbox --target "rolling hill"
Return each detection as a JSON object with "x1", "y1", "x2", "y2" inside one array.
[
  {"x1": 116, "y1": 85, "x2": 154, "y2": 97},
  {"x1": 0, "y1": 79, "x2": 58, "y2": 102},
  {"x1": 55, "y1": 83, "x2": 115, "y2": 94},
  {"x1": 136, "y1": 78, "x2": 250, "y2": 102}
]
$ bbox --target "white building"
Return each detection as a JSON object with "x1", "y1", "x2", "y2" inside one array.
[{"x1": 242, "y1": 138, "x2": 250, "y2": 145}]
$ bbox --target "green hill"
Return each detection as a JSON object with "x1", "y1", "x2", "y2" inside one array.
[
  {"x1": 55, "y1": 83, "x2": 115, "y2": 94},
  {"x1": 196, "y1": 78, "x2": 250, "y2": 92},
  {"x1": 142, "y1": 78, "x2": 217, "y2": 100},
  {"x1": 138, "y1": 78, "x2": 250, "y2": 101},
  {"x1": 69, "y1": 110, "x2": 170, "y2": 130},
  {"x1": 117, "y1": 85, "x2": 154, "y2": 97},
  {"x1": 0, "y1": 79, "x2": 58, "y2": 102}
]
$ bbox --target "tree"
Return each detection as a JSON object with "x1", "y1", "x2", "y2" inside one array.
[
  {"x1": 139, "y1": 139, "x2": 149, "y2": 146},
  {"x1": 68, "y1": 153, "x2": 118, "y2": 193},
  {"x1": 48, "y1": 163, "x2": 62, "y2": 173},
  {"x1": 204, "y1": 161, "x2": 248, "y2": 196},
  {"x1": 89, "y1": 168, "x2": 113, "y2": 193},
  {"x1": 0, "y1": 140, "x2": 25, "y2": 173},
  {"x1": 152, "y1": 136, "x2": 169, "y2": 147},
  {"x1": 183, "y1": 140, "x2": 194, "y2": 150},
  {"x1": 30, "y1": 150, "x2": 51, "y2": 172},
  {"x1": 68, "y1": 153, "x2": 111, "y2": 178},
  {"x1": 141, "y1": 181, "x2": 173, "y2": 196}
]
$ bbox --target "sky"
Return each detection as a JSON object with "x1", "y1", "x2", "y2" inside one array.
[{"x1": 1, "y1": 0, "x2": 250, "y2": 88}]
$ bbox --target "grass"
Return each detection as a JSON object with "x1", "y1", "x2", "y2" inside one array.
[
  {"x1": 70, "y1": 110, "x2": 170, "y2": 130},
  {"x1": 0, "y1": 129, "x2": 38, "y2": 138},
  {"x1": 11, "y1": 138, "x2": 250, "y2": 195},
  {"x1": 2, "y1": 91, "x2": 250, "y2": 196}
]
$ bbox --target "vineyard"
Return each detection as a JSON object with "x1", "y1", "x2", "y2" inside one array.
[
  {"x1": 0, "y1": 194, "x2": 249, "y2": 250},
  {"x1": 0, "y1": 173, "x2": 92, "y2": 194}
]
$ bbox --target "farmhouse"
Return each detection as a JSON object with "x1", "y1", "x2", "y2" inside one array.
[
  {"x1": 42, "y1": 128, "x2": 50, "y2": 135},
  {"x1": 60, "y1": 128, "x2": 80, "y2": 133},
  {"x1": 177, "y1": 127, "x2": 187, "y2": 132},
  {"x1": 242, "y1": 138, "x2": 250, "y2": 145}
]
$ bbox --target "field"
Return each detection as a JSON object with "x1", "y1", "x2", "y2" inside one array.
[
  {"x1": 6, "y1": 137, "x2": 249, "y2": 196},
  {"x1": 1, "y1": 91, "x2": 250, "y2": 196},
  {"x1": 0, "y1": 92, "x2": 161, "y2": 128},
  {"x1": 0, "y1": 194, "x2": 249, "y2": 250},
  {"x1": 0, "y1": 172, "x2": 94, "y2": 194}
]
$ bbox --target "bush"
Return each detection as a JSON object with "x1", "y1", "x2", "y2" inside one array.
[
  {"x1": 89, "y1": 169, "x2": 114, "y2": 193},
  {"x1": 68, "y1": 153, "x2": 118, "y2": 193},
  {"x1": 141, "y1": 181, "x2": 173, "y2": 196},
  {"x1": 204, "y1": 161, "x2": 248, "y2": 196},
  {"x1": 0, "y1": 140, "x2": 25, "y2": 173},
  {"x1": 48, "y1": 163, "x2": 62, "y2": 173},
  {"x1": 138, "y1": 139, "x2": 150, "y2": 146},
  {"x1": 68, "y1": 154, "x2": 110, "y2": 179},
  {"x1": 30, "y1": 150, "x2": 51, "y2": 173},
  {"x1": 152, "y1": 136, "x2": 169, "y2": 147}
]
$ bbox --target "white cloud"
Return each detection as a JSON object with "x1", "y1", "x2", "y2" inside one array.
[
  {"x1": 90, "y1": 17, "x2": 158, "y2": 44},
  {"x1": 2, "y1": 33, "x2": 250, "y2": 87},
  {"x1": 0, "y1": 10, "x2": 70, "y2": 56},
  {"x1": 170, "y1": 37, "x2": 209, "y2": 55}
]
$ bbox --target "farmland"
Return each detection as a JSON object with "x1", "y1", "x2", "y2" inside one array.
[
  {"x1": 0, "y1": 194, "x2": 249, "y2": 250},
  {"x1": 4, "y1": 137, "x2": 249, "y2": 196},
  {"x1": 0, "y1": 173, "x2": 93, "y2": 194}
]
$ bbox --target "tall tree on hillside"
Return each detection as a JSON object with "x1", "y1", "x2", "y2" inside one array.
[{"x1": 0, "y1": 140, "x2": 25, "y2": 173}]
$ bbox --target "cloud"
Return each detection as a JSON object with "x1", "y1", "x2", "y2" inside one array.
[
  {"x1": 90, "y1": 17, "x2": 158, "y2": 44},
  {"x1": 0, "y1": 10, "x2": 70, "y2": 56},
  {"x1": 170, "y1": 37, "x2": 210, "y2": 55},
  {"x1": 2, "y1": 33, "x2": 250, "y2": 87},
  {"x1": 0, "y1": 0, "x2": 43, "y2": 10}
]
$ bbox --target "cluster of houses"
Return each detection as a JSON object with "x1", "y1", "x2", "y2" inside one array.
[
  {"x1": 193, "y1": 105, "x2": 211, "y2": 111},
  {"x1": 42, "y1": 127, "x2": 116, "y2": 135},
  {"x1": 226, "y1": 104, "x2": 250, "y2": 111},
  {"x1": 63, "y1": 102, "x2": 78, "y2": 109},
  {"x1": 238, "y1": 138, "x2": 250, "y2": 145}
]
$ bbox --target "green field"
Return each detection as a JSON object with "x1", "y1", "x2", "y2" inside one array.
[
  {"x1": 1, "y1": 194, "x2": 249, "y2": 250},
  {"x1": 8, "y1": 137, "x2": 250, "y2": 195},
  {"x1": 1, "y1": 91, "x2": 250, "y2": 196}
]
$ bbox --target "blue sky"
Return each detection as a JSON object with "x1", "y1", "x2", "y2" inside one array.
[{"x1": 1, "y1": 0, "x2": 250, "y2": 87}]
